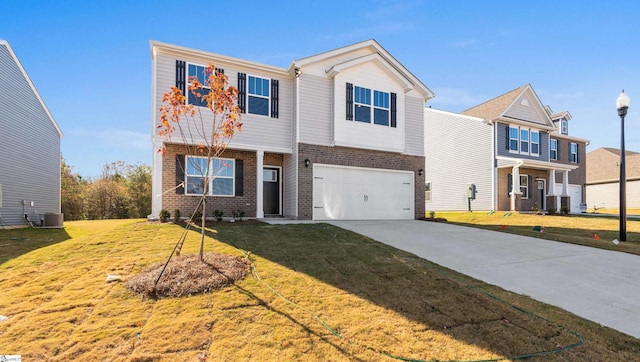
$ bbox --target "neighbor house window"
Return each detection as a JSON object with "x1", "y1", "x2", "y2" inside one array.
[
  {"x1": 530, "y1": 131, "x2": 539, "y2": 155},
  {"x1": 348, "y1": 83, "x2": 396, "y2": 127},
  {"x1": 550, "y1": 139, "x2": 558, "y2": 160},
  {"x1": 509, "y1": 126, "x2": 519, "y2": 152},
  {"x1": 185, "y1": 156, "x2": 235, "y2": 196},
  {"x1": 520, "y1": 129, "x2": 529, "y2": 153},
  {"x1": 425, "y1": 181, "x2": 432, "y2": 202},
  {"x1": 570, "y1": 142, "x2": 578, "y2": 163},
  {"x1": 520, "y1": 175, "x2": 528, "y2": 199},
  {"x1": 561, "y1": 119, "x2": 568, "y2": 134},
  {"x1": 187, "y1": 64, "x2": 210, "y2": 107},
  {"x1": 248, "y1": 75, "x2": 270, "y2": 116}
]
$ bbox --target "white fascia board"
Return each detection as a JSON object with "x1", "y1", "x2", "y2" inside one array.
[
  {"x1": 326, "y1": 53, "x2": 413, "y2": 92},
  {"x1": 1, "y1": 39, "x2": 63, "y2": 137},
  {"x1": 149, "y1": 40, "x2": 290, "y2": 78}
]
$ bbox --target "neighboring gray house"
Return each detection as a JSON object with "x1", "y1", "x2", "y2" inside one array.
[
  {"x1": 424, "y1": 84, "x2": 588, "y2": 213},
  {"x1": 150, "y1": 39, "x2": 434, "y2": 220},
  {"x1": 0, "y1": 40, "x2": 63, "y2": 227},
  {"x1": 586, "y1": 147, "x2": 640, "y2": 210}
]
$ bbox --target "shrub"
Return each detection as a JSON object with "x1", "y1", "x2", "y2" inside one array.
[
  {"x1": 548, "y1": 208, "x2": 557, "y2": 215},
  {"x1": 159, "y1": 209, "x2": 170, "y2": 223},
  {"x1": 173, "y1": 209, "x2": 181, "y2": 222},
  {"x1": 560, "y1": 206, "x2": 570, "y2": 215},
  {"x1": 429, "y1": 211, "x2": 436, "y2": 219},
  {"x1": 233, "y1": 210, "x2": 245, "y2": 221},
  {"x1": 192, "y1": 211, "x2": 203, "y2": 223},
  {"x1": 213, "y1": 210, "x2": 224, "y2": 221}
]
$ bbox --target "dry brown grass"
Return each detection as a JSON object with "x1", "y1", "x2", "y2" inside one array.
[
  {"x1": 0, "y1": 219, "x2": 638, "y2": 361},
  {"x1": 125, "y1": 253, "x2": 250, "y2": 298}
]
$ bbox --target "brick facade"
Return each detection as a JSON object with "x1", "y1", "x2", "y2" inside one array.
[
  {"x1": 498, "y1": 167, "x2": 562, "y2": 211},
  {"x1": 297, "y1": 143, "x2": 426, "y2": 219},
  {"x1": 161, "y1": 143, "x2": 283, "y2": 219}
]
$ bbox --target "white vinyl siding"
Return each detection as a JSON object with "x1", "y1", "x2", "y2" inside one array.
[
  {"x1": 404, "y1": 95, "x2": 425, "y2": 156},
  {"x1": 0, "y1": 43, "x2": 61, "y2": 226},
  {"x1": 424, "y1": 108, "x2": 493, "y2": 211},
  {"x1": 587, "y1": 181, "x2": 640, "y2": 209},
  {"x1": 298, "y1": 73, "x2": 332, "y2": 146},
  {"x1": 153, "y1": 52, "x2": 292, "y2": 152}
]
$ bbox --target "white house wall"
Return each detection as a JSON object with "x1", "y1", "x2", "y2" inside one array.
[
  {"x1": 333, "y1": 62, "x2": 405, "y2": 153},
  {"x1": 153, "y1": 52, "x2": 293, "y2": 153},
  {"x1": 404, "y1": 95, "x2": 425, "y2": 156},
  {"x1": 0, "y1": 42, "x2": 61, "y2": 225},
  {"x1": 587, "y1": 181, "x2": 640, "y2": 209},
  {"x1": 298, "y1": 73, "x2": 333, "y2": 146},
  {"x1": 424, "y1": 108, "x2": 493, "y2": 211}
]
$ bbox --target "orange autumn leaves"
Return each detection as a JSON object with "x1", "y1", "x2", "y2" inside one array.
[{"x1": 157, "y1": 64, "x2": 242, "y2": 155}]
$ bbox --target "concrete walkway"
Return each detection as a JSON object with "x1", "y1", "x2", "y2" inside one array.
[{"x1": 328, "y1": 220, "x2": 640, "y2": 339}]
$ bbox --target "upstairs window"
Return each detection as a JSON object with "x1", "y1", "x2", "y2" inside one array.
[
  {"x1": 187, "y1": 64, "x2": 210, "y2": 107},
  {"x1": 248, "y1": 76, "x2": 270, "y2": 116},
  {"x1": 509, "y1": 126, "x2": 519, "y2": 152},
  {"x1": 520, "y1": 129, "x2": 529, "y2": 153},
  {"x1": 570, "y1": 142, "x2": 579, "y2": 163},
  {"x1": 550, "y1": 139, "x2": 558, "y2": 160},
  {"x1": 354, "y1": 86, "x2": 371, "y2": 123},
  {"x1": 347, "y1": 83, "x2": 397, "y2": 127},
  {"x1": 561, "y1": 119, "x2": 568, "y2": 135},
  {"x1": 530, "y1": 131, "x2": 539, "y2": 155}
]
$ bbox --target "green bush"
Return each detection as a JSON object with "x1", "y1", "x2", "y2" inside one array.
[
  {"x1": 173, "y1": 209, "x2": 181, "y2": 222},
  {"x1": 159, "y1": 209, "x2": 170, "y2": 223},
  {"x1": 213, "y1": 210, "x2": 224, "y2": 221}
]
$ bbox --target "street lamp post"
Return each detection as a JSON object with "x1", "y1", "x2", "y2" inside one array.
[{"x1": 616, "y1": 90, "x2": 630, "y2": 241}]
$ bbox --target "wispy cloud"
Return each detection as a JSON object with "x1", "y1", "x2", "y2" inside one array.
[
  {"x1": 427, "y1": 87, "x2": 486, "y2": 111},
  {"x1": 70, "y1": 129, "x2": 149, "y2": 150},
  {"x1": 447, "y1": 39, "x2": 479, "y2": 48}
]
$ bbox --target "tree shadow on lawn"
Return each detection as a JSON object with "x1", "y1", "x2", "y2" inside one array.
[
  {"x1": 0, "y1": 227, "x2": 71, "y2": 264},
  {"x1": 186, "y1": 222, "x2": 625, "y2": 361}
]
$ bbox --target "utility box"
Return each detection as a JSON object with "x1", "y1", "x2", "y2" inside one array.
[
  {"x1": 467, "y1": 183, "x2": 477, "y2": 200},
  {"x1": 44, "y1": 213, "x2": 64, "y2": 227}
]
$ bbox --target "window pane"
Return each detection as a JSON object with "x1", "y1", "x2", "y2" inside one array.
[
  {"x1": 354, "y1": 104, "x2": 371, "y2": 123},
  {"x1": 188, "y1": 88, "x2": 210, "y2": 107},
  {"x1": 531, "y1": 132, "x2": 539, "y2": 142},
  {"x1": 212, "y1": 159, "x2": 234, "y2": 177},
  {"x1": 510, "y1": 140, "x2": 518, "y2": 150},
  {"x1": 374, "y1": 90, "x2": 389, "y2": 108},
  {"x1": 355, "y1": 86, "x2": 371, "y2": 105},
  {"x1": 510, "y1": 127, "x2": 518, "y2": 138},
  {"x1": 531, "y1": 143, "x2": 539, "y2": 154},
  {"x1": 248, "y1": 96, "x2": 269, "y2": 116},
  {"x1": 249, "y1": 76, "x2": 255, "y2": 94},
  {"x1": 213, "y1": 178, "x2": 233, "y2": 196},
  {"x1": 186, "y1": 157, "x2": 208, "y2": 175},
  {"x1": 186, "y1": 176, "x2": 205, "y2": 195},
  {"x1": 262, "y1": 78, "x2": 270, "y2": 97},
  {"x1": 520, "y1": 129, "x2": 529, "y2": 141},
  {"x1": 551, "y1": 150, "x2": 557, "y2": 159},
  {"x1": 374, "y1": 108, "x2": 389, "y2": 126}
]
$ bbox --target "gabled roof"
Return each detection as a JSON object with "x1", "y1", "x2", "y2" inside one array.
[
  {"x1": 462, "y1": 84, "x2": 556, "y2": 130},
  {"x1": 0, "y1": 40, "x2": 62, "y2": 137},
  {"x1": 291, "y1": 39, "x2": 434, "y2": 100},
  {"x1": 600, "y1": 147, "x2": 639, "y2": 157}
]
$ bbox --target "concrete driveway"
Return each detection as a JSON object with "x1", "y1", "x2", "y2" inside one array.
[{"x1": 329, "y1": 220, "x2": 640, "y2": 339}]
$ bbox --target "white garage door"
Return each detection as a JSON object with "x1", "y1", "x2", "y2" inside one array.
[
  {"x1": 313, "y1": 164, "x2": 414, "y2": 220},
  {"x1": 555, "y1": 183, "x2": 582, "y2": 213}
]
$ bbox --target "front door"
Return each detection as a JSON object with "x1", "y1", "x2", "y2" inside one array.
[{"x1": 263, "y1": 167, "x2": 280, "y2": 215}]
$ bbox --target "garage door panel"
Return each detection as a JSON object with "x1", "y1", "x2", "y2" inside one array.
[{"x1": 313, "y1": 164, "x2": 414, "y2": 220}]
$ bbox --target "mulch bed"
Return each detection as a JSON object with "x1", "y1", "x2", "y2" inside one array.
[{"x1": 125, "y1": 252, "x2": 250, "y2": 299}]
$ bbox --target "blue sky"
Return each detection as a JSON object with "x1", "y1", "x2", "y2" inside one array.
[{"x1": 2, "y1": 0, "x2": 639, "y2": 178}]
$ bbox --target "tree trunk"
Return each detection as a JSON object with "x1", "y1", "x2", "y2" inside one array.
[{"x1": 200, "y1": 196, "x2": 206, "y2": 261}]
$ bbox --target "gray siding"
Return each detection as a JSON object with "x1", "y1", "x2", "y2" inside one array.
[
  {"x1": 496, "y1": 122, "x2": 549, "y2": 162},
  {"x1": 424, "y1": 109, "x2": 493, "y2": 211},
  {"x1": 298, "y1": 73, "x2": 332, "y2": 146},
  {"x1": 154, "y1": 52, "x2": 293, "y2": 152},
  {"x1": 503, "y1": 92, "x2": 547, "y2": 125},
  {"x1": 404, "y1": 95, "x2": 425, "y2": 156},
  {"x1": 0, "y1": 44, "x2": 61, "y2": 226}
]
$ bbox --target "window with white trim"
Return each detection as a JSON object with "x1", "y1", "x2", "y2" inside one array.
[
  {"x1": 187, "y1": 64, "x2": 210, "y2": 107},
  {"x1": 348, "y1": 83, "x2": 396, "y2": 127},
  {"x1": 425, "y1": 181, "x2": 432, "y2": 202},
  {"x1": 530, "y1": 131, "x2": 539, "y2": 155},
  {"x1": 185, "y1": 156, "x2": 235, "y2": 196},
  {"x1": 570, "y1": 142, "x2": 578, "y2": 163},
  {"x1": 550, "y1": 139, "x2": 558, "y2": 160},
  {"x1": 520, "y1": 129, "x2": 529, "y2": 153},
  {"x1": 354, "y1": 86, "x2": 371, "y2": 123},
  {"x1": 561, "y1": 119, "x2": 568, "y2": 135},
  {"x1": 520, "y1": 175, "x2": 529, "y2": 199},
  {"x1": 373, "y1": 90, "x2": 390, "y2": 126},
  {"x1": 248, "y1": 75, "x2": 270, "y2": 116},
  {"x1": 509, "y1": 126, "x2": 519, "y2": 152}
]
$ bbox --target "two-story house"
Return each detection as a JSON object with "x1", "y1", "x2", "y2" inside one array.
[
  {"x1": 424, "y1": 84, "x2": 588, "y2": 213},
  {"x1": 150, "y1": 40, "x2": 434, "y2": 221},
  {"x1": 0, "y1": 40, "x2": 63, "y2": 227}
]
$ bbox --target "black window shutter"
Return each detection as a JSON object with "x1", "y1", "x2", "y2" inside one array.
[
  {"x1": 390, "y1": 92, "x2": 397, "y2": 128},
  {"x1": 237, "y1": 73, "x2": 246, "y2": 113},
  {"x1": 556, "y1": 140, "x2": 561, "y2": 159},
  {"x1": 506, "y1": 124, "x2": 510, "y2": 150},
  {"x1": 271, "y1": 79, "x2": 279, "y2": 118},
  {"x1": 569, "y1": 142, "x2": 572, "y2": 162},
  {"x1": 176, "y1": 60, "x2": 186, "y2": 96},
  {"x1": 346, "y1": 83, "x2": 353, "y2": 120},
  {"x1": 576, "y1": 144, "x2": 580, "y2": 163},
  {"x1": 507, "y1": 173, "x2": 512, "y2": 194},
  {"x1": 235, "y1": 159, "x2": 243, "y2": 196},
  {"x1": 175, "y1": 154, "x2": 185, "y2": 194}
]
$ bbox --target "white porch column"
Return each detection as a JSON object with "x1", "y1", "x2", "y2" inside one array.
[
  {"x1": 511, "y1": 166, "x2": 520, "y2": 211},
  {"x1": 547, "y1": 169, "x2": 556, "y2": 196},
  {"x1": 150, "y1": 138, "x2": 164, "y2": 219},
  {"x1": 256, "y1": 150, "x2": 264, "y2": 218},
  {"x1": 562, "y1": 170, "x2": 569, "y2": 196}
]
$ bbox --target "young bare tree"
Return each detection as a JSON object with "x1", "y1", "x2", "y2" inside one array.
[{"x1": 158, "y1": 64, "x2": 242, "y2": 261}]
